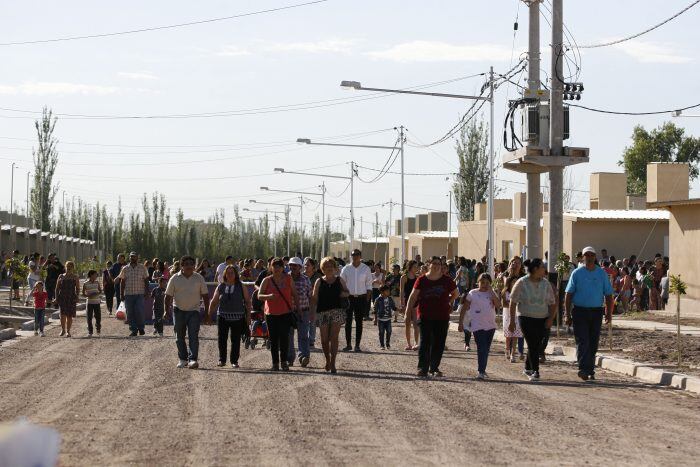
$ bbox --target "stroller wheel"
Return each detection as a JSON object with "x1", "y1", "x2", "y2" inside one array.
[{"x1": 265, "y1": 339, "x2": 271, "y2": 350}]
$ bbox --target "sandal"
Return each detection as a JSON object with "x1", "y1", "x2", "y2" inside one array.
[{"x1": 405, "y1": 345, "x2": 413, "y2": 351}]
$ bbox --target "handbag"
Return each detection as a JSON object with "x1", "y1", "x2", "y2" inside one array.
[{"x1": 270, "y1": 276, "x2": 298, "y2": 329}]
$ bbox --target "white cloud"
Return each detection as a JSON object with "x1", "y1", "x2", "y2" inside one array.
[
  {"x1": 0, "y1": 81, "x2": 121, "y2": 96},
  {"x1": 215, "y1": 45, "x2": 251, "y2": 57},
  {"x1": 264, "y1": 39, "x2": 357, "y2": 54},
  {"x1": 367, "y1": 40, "x2": 514, "y2": 63},
  {"x1": 118, "y1": 71, "x2": 159, "y2": 81},
  {"x1": 613, "y1": 40, "x2": 692, "y2": 64}
]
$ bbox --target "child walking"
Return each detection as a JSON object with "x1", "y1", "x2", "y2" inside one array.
[
  {"x1": 151, "y1": 277, "x2": 167, "y2": 337},
  {"x1": 32, "y1": 281, "x2": 48, "y2": 337},
  {"x1": 374, "y1": 285, "x2": 395, "y2": 350},
  {"x1": 82, "y1": 269, "x2": 102, "y2": 337},
  {"x1": 458, "y1": 273, "x2": 500, "y2": 380}
]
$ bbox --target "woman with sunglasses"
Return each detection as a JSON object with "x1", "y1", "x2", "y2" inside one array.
[
  {"x1": 258, "y1": 257, "x2": 299, "y2": 371},
  {"x1": 406, "y1": 256, "x2": 459, "y2": 378}
]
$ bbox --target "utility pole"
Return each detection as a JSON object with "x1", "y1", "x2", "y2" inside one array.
[
  {"x1": 399, "y1": 126, "x2": 406, "y2": 266},
  {"x1": 349, "y1": 161, "x2": 355, "y2": 250},
  {"x1": 321, "y1": 182, "x2": 326, "y2": 258},
  {"x1": 374, "y1": 211, "x2": 379, "y2": 263},
  {"x1": 299, "y1": 195, "x2": 304, "y2": 257},
  {"x1": 549, "y1": 0, "x2": 564, "y2": 278},
  {"x1": 388, "y1": 198, "x2": 393, "y2": 236},
  {"x1": 487, "y1": 66, "x2": 495, "y2": 276},
  {"x1": 526, "y1": 0, "x2": 542, "y2": 260},
  {"x1": 9, "y1": 163, "x2": 16, "y2": 250},
  {"x1": 286, "y1": 205, "x2": 290, "y2": 257},
  {"x1": 448, "y1": 190, "x2": 453, "y2": 258}
]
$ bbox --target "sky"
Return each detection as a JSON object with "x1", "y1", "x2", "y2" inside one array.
[{"x1": 1, "y1": 0, "x2": 699, "y2": 238}]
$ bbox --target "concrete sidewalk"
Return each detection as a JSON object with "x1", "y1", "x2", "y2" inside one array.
[{"x1": 613, "y1": 319, "x2": 700, "y2": 337}]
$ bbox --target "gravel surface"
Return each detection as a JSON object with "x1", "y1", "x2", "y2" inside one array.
[{"x1": 1, "y1": 316, "x2": 699, "y2": 466}]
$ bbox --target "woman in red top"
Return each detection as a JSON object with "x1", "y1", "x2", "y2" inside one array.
[
  {"x1": 258, "y1": 258, "x2": 299, "y2": 371},
  {"x1": 406, "y1": 256, "x2": 459, "y2": 378}
]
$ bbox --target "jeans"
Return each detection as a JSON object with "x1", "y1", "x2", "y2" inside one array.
[
  {"x1": 540, "y1": 328, "x2": 550, "y2": 357},
  {"x1": 296, "y1": 308, "x2": 311, "y2": 359},
  {"x1": 378, "y1": 320, "x2": 392, "y2": 347},
  {"x1": 518, "y1": 337, "x2": 524, "y2": 355},
  {"x1": 105, "y1": 288, "x2": 114, "y2": 313},
  {"x1": 267, "y1": 313, "x2": 292, "y2": 365},
  {"x1": 123, "y1": 294, "x2": 145, "y2": 332},
  {"x1": 346, "y1": 296, "x2": 368, "y2": 348},
  {"x1": 572, "y1": 307, "x2": 604, "y2": 376},
  {"x1": 86, "y1": 303, "x2": 101, "y2": 334},
  {"x1": 464, "y1": 330, "x2": 472, "y2": 346},
  {"x1": 174, "y1": 308, "x2": 200, "y2": 362},
  {"x1": 473, "y1": 329, "x2": 496, "y2": 373},
  {"x1": 153, "y1": 306, "x2": 164, "y2": 334},
  {"x1": 218, "y1": 316, "x2": 246, "y2": 364},
  {"x1": 418, "y1": 319, "x2": 449, "y2": 373},
  {"x1": 287, "y1": 326, "x2": 296, "y2": 363},
  {"x1": 34, "y1": 308, "x2": 45, "y2": 332},
  {"x1": 519, "y1": 316, "x2": 547, "y2": 373}
]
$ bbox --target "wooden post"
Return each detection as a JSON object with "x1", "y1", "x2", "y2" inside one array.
[
  {"x1": 677, "y1": 293, "x2": 682, "y2": 367},
  {"x1": 608, "y1": 314, "x2": 613, "y2": 352}
]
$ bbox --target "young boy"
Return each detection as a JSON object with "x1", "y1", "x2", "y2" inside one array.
[
  {"x1": 82, "y1": 269, "x2": 102, "y2": 337},
  {"x1": 374, "y1": 285, "x2": 396, "y2": 350},
  {"x1": 151, "y1": 277, "x2": 167, "y2": 337},
  {"x1": 32, "y1": 281, "x2": 48, "y2": 337}
]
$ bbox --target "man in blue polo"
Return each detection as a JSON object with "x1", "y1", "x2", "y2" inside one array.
[{"x1": 564, "y1": 246, "x2": 614, "y2": 381}]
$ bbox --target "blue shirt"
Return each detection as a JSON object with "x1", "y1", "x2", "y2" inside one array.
[{"x1": 565, "y1": 265, "x2": 613, "y2": 308}]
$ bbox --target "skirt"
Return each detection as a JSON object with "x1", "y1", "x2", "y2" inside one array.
[
  {"x1": 316, "y1": 308, "x2": 346, "y2": 327},
  {"x1": 502, "y1": 310, "x2": 523, "y2": 338}
]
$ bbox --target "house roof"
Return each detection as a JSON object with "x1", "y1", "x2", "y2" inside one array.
[
  {"x1": 647, "y1": 198, "x2": 700, "y2": 209},
  {"x1": 359, "y1": 237, "x2": 389, "y2": 244},
  {"x1": 411, "y1": 231, "x2": 458, "y2": 239},
  {"x1": 564, "y1": 209, "x2": 669, "y2": 221}
]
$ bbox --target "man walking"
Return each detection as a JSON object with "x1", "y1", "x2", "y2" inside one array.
[
  {"x1": 165, "y1": 255, "x2": 210, "y2": 369},
  {"x1": 565, "y1": 246, "x2": 614, "y2": 381},
  {"x1": 215, "y1": 255, "x2": 234, "y2": 283},
  {"x1": 340, "y1": 249, "x2": 373, "y2": 352},
  {"x1": 118, "y1": 252, "x2": 150, "y2": 337},
  {"x1": 110, "y1": 254, "x2": 126, "y2": 309},
  {"x1": 288, "y1": 257, "x2": 313, "y2": 367}
]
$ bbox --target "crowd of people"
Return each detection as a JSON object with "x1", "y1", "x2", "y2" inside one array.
[{"x1": 3, "y1": 244, "x2": 665, "y2": 382}]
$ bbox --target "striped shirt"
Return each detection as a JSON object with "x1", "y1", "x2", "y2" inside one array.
[
  {"x1": 84, "y1": 280, "x2": 101, "y2": 305},
  {"x1": 292, "y1": 274, "x2": 311, "y2": 310}
]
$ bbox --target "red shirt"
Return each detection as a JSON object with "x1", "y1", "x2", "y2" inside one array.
[
  {"x1": 414, "y1": 275, "x2": 457, "y2": 321},
  {"x1": 33, "y1": 290, "x2": 48, "y2": 309}
]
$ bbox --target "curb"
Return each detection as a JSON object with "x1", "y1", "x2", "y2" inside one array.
[
  {"x1": 0, "y1": 328, "x2": 16, "y2": 341},
  {"x1": 448, "y1": 322, "x2": 700, "y2": 395}
]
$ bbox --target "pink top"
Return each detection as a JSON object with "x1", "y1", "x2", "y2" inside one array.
[{"x1": 264, "y1": 274, "x2": 293, "y2": 316}]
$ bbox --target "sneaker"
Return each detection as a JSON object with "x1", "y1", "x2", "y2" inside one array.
[
  {"x1": 177, "y1": 360, "x2": 187, "y2": 368},
  {"x1": 476, "y1": 372, "x2": 486, "y2": 380},
  {"x1": 153, "y1": 329, "x2": 158, "y2": 335},
  {"x1": 416, "y1": 370, "x2": 429, "y2": 378},
  {"x1": 281, "y1": 362, "x2": 290, "y2": 371},
  {"x1": 158, "y1": 332, "x2": 164, "y2": 337},
  {"x1": 510, "y1": 355, "x2": 517, "y2": 363},
  {"x1": 96, "y1": 330, "x2": 101, "y2": 336},
  {"x1": 433, "y1": 370, "x2": 444, "y2": 378},
  {"x1": 39, "y1": 332, "x2": 45, "y2": 337},
  {"x1": 342, "y1": 345, "x2": 352, "y2": 352},
  {"x1": 588, "y1": 374, "x2": 596, "y2": 381},
  {"x1": 34, "y1": 331, "x2": 38, "y2": 336},
  {"x1": 523, "y1": 370, "x2": 533, "y2": 377},
  {"x1": 59, "y1": 330, "x2": 66, "y2": 337},
  {"x1": 464, "y1": 345, "x2": 470, "y2": 352},
  {"x1": 380, "y1": 346, "x2": 386, "y2": 350},
  {"x1": 300, "y1": 356, "x2": 310, "y2": 367},
  {"x1": 354, "y1": 347, "x2": 362, "y2": 353},
  {"x1": 138, "y1": 329, "x2": 145, "y2": 336},
  {"x1": 519, "y1": 353, "x2": 525, "y2": 361},
  {"x1": 66, "y1": 332, "x2": 71, "y2": 338},
  {"x1": 188, "y1": 360, "x2": 199, "y2": 369},
  {"x1": 577, "y1": 370, "x2": 589, "y2": 381},
  {"x1": 217, "y1": 361, "x2": 225, "y2": 367},
  {"x1": 412, "y1": 345, "x2": 419, "y2": 351},
  {"x1": 87, "y1": 333, "x2": 92, "y2": 338},
  {"x1": 386, "y1": 345, "x2": 391, "y2": 350},
  {"x1": 270, "y1": 364, "x2": 280, "y2": 371},
  {"x1": 129, "y1": 331, "x2": 138, "y2": 337},
  {"x1": 532, "y1": 371, "x2": 540, "y2": 380},
  {"x1": 539, "y1": 354, "x2": 546, "y2": 363},
  {"x1": 232, "y1": 363, "x2": 240, "y2": 369}
]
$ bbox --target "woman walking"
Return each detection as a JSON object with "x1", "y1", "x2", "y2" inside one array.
[
  {"x1": 400, "y1": 260, "x2": 420, "y2": 350},
  {"x1": 209, "y1": 265, "x2": 252, "y2": 368},
  {"x1": 258, "y1": 258, "x2": 299, "y2": 371},
  {"x1": 55, "y1": 261, "x2": 80, "y2": 337},
  {"x1": 502, "y1": 274, "x2": 524, "y2": 362},
  {"x1": 458, "y1": 273, "x2": 500, "y2": 380},
  {"x1": 103, "y1": 261, "x2": 115, "y2": 315},
  {"x1": 311, "y1": 257, "x2": 349, "y2": 373},
  {"x1": 508, "y1": 258, "x2": 557, "y2": 381},
  {"x1": 406, "y1": 256, "x2": 458, "y2": 378}
]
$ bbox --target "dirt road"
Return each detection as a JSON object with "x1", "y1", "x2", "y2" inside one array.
[{"x1": 1, "y1": 316, "x2": 699, "y2": 466}]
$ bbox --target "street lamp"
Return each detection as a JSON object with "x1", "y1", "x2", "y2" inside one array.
[
  {"x1": 295, "y1": 137, "x2": 401, "y2": 261},
  {"x1": 341, "y1": 69, "x2": 496, "y2": 274},
  {"x1": 259, "y1": 185, "x2": 327, "y2": 257}
]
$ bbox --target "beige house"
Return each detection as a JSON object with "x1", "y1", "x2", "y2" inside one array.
[
  {"x1": 406, "y1": 231, "x2": 458, "y2": 260},
  {"x1": 329, "y1": 237, "x2": 389, "y2": 264},
  {"x1": 647, "y1": 162, "x2": 700, "y2": 311}
]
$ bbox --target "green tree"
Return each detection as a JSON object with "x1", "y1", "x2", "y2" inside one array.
[
  {"x1": 30, "y1": 107, "x2": 60, "y2": 231},
  {"x1": 619, "y1": 122, "x2": 700, "y2": 195},
  {"x1": 452, "y1": 117, "x2": 502, "y2": 221}
]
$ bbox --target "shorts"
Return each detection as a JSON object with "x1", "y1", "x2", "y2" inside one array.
[{"x1": 316, "y1": 309, "x2": 346, "y2": 327}]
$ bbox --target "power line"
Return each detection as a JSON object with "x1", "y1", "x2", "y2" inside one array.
[
  {"x1": 577, "y1": 0, "x2": 700, "y2": 49},
  {"x1": 0, "y1": 0, "x2": 331, "y2": 46},
  {"x1": 569, "y1": 102, "x2": 700, "y2": 116}
]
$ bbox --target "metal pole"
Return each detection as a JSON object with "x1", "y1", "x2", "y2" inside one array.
[
  {"x1": 526, "y1": 0, "x2": 542, "y2": 260},
  {"x1": 388, "y1": 199, "x2": 393, "y2": 237},
  {"x1": 487, "y1": 67, "x2": 495, "y2": 276},
  {"x1": 10, "y1": 163, "x2": 15, "y2": 250},
  {"x1": 274, "y1": 214, "x2": 278, "y2": 258},
  {"x1": 286, "y1": 205, "x2": 290, "y2": 257},
  {"x1": 448, "y1": 190, "x2": 452, "y2": 258},
  {"x1": 349, "y1": 161, "x2": 355, "y2": 250},
  {"x1": 321, "y1": 182, "x2": 326, "y2": 258},
  {"x1": 300, "y1": 196, "x2": 304, "y2": 258},
  {"x1": 549, "y1": 0, "x2": 564, "y2": 278},
  {"x1": 400, "y1": 126, "x2": 406, "y2": 265},
  {"x1": 374, "y1": 211, "x2": 379, "y2": 263}
]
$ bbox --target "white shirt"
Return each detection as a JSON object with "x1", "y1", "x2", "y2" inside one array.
[
  {"x1": 165, "y1": 271, "x2": 208, "y2": 311},
  {"x1": 215, "y1": 262, "x2": 228, "y2": 283},
  {"x1": 466, "y1": 289, "x2": 497, "y2": 332},
  {"x1": 28, "y1": 260, "x2": 40, "y2": 281},
  {"x1": 340, "y1": 262, "x2": 373, "y2": 296}
]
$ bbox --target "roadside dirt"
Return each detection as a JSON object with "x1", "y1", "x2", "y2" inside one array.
[
  {"x1": 620, "y1": 310, "x2": 700, "y2": 328},
  {"x1": 1, "y1": 316, "x2": 699, "y2": 466}
]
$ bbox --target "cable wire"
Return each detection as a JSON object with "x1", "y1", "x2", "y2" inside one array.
[{"x1": 569, "y1": 102, "x2": 700, "y2": 116}]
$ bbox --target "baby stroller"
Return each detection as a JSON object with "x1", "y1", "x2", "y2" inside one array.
[{"x1": 245, "y1": 309, "x2": 270, "y2": 350}]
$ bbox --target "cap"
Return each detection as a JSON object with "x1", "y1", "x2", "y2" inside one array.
[
  {"x1": 288, "y1": 257, "x2": 303, "y2": 266},
  {"x1": 129, "y1": 251, "x2": 138, "y2": 257},
  {"x1": 582, "y1": 246, "x2": 596, "y2": 255},
  {"x1": 351, "y1": 249, "x2": 362, "y2": 257}
]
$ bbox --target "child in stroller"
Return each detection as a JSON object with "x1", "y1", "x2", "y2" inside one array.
[{"x1": 245, "y1": 309, "x2": 270, "y2": 350}]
